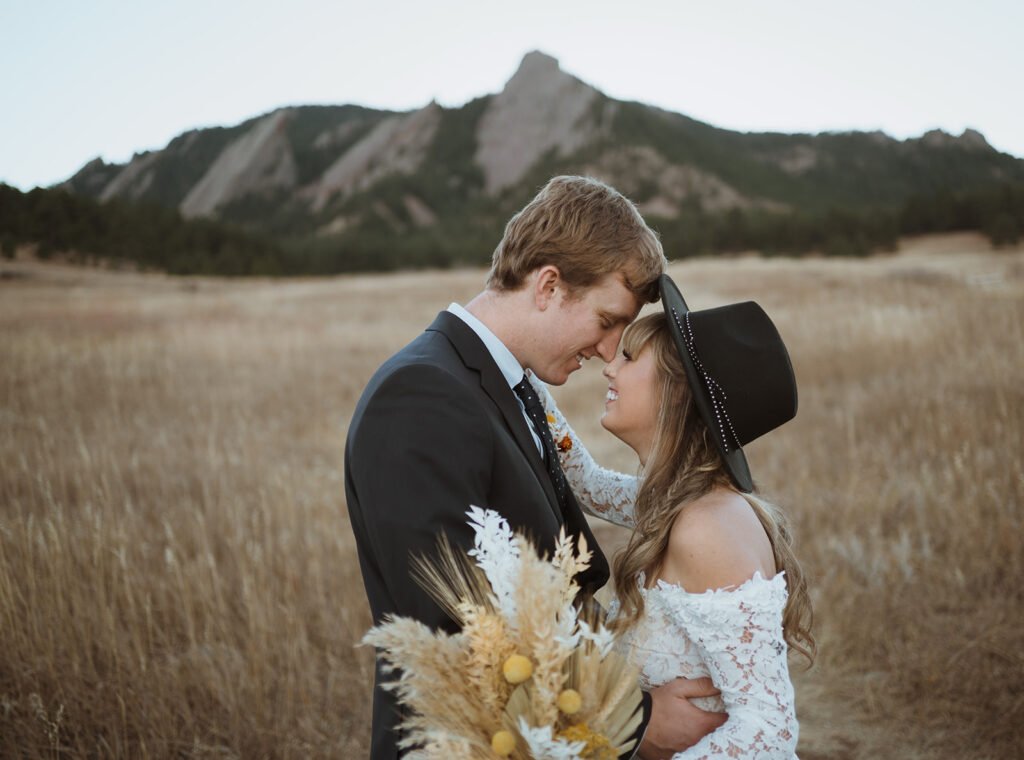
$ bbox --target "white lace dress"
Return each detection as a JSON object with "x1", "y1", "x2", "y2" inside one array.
[{"x1": 531, "y1": 376, "x2": 799, "y2": 759}]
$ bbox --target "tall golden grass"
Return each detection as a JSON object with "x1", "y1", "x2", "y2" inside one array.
[{"x1": 1, "y1": 233, "x2": 1022, "y2": 758}]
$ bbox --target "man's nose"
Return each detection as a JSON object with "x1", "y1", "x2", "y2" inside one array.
[{"x1": 595, "y1": 326, "x2": 624, "y2": 362}]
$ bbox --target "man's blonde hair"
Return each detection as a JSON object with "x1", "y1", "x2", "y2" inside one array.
[{"x1": 486, "y1": 176, "x2": 666, "y2": 303}]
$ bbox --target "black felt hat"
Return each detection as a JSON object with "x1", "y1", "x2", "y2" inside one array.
[{"x1": 659, "y1": 275, "x2": 798, "y2": 492}]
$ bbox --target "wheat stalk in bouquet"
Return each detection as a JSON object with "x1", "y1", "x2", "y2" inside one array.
[{"x1": 362, "y1": 507, "x2": 643, "y2": 760}]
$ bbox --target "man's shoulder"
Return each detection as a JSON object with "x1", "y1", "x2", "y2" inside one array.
[
  {"x1": 373, "y1": 324, "x2": 466, "y2": 384},
  {"x1": 371, "y1": 352, "x2": 466, "y2": 393},
  {"x1": 353, "y1": 319, "x2": 478, "y2": 414},
  {"x1": 345, "y1": 328, "x2": 493, "y2": 458},
  {"x1": 371, "y1": 310, "x2": 493, "y2": 383}
]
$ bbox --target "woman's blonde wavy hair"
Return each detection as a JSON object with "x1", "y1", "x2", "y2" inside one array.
[{"x1": 609, "y1": 313, "x2": 816, "y2": 664}]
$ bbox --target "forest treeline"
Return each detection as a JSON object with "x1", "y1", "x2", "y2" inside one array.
[
  {"x1": 1, "y1": 181, "x2": 1021, "y2": 276},
  {"x1": 651, "y1": 181, "x2": 1024, "y2": 258},
  {"x1": 0, "y1": 184, "x2": 288, "y2": 275}
]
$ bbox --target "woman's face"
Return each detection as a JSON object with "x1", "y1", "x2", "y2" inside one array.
[{"x1": 601, "y1": 342, "x2": 660, "y2": 464}]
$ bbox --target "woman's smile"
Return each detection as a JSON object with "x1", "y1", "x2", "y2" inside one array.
[{"x1": 600, "y1": 345, "x2": 658, "y2": 462}]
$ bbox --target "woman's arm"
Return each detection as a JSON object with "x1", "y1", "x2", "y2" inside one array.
[{"x1": 528, "y1": 373, "x2": 637, "y2": 528}]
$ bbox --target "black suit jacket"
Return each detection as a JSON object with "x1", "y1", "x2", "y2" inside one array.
[{"x1": 345, "y1": 311, "x2": 643, "y2": 759}]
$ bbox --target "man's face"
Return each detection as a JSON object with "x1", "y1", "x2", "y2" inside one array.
[{"x1": 530, "y1": 273, "x2": 643, "y2": 385}]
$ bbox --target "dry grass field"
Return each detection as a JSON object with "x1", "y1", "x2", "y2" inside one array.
[{"x1": 1, "y1": 232, "x2": 1022, "y2": 759}]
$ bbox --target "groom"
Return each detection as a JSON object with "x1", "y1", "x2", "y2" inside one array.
[{"x1": 345, "y1": 176, "x2": 725, "y2": 759}]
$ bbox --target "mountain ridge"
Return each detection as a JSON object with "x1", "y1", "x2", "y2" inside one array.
[{"x1": 61, "y1": 50, "x2": 1024, "y2": 267}]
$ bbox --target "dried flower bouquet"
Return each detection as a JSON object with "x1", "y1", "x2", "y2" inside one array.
[{"x1": 363, "y1": 507, "x2": 643, "y2": 760}]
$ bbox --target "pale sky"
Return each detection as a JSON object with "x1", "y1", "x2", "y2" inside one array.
[{"x1": 2, "y1": 0, "x2": 1022, "y2": 191}]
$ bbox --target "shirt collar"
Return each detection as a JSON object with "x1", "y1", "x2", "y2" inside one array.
[{"x1": 446, "y1": 302, "x2": 524, "y2": 389}]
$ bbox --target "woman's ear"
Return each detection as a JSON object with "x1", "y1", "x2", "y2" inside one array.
[{"x1": 533, "y1": 265, "x2": 562, "y2": 311}]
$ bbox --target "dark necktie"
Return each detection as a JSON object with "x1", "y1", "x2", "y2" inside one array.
[{"x1": 513, "y1": 375, "x2": 571, "y2": 516}]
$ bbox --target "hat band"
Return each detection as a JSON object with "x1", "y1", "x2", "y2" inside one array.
[{"x1": 671, "y1": 308, "x2": 742, "y2": 452}]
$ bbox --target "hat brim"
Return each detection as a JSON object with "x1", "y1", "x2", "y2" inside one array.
[{"x1": 658, "y1": 275, "x2": 754, "y2": 492}]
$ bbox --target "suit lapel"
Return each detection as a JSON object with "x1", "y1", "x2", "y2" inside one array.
[{"x1": 427, "y1": 312, "x2": 564, "y2": 525}]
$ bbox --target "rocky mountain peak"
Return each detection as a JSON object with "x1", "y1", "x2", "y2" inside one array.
[
  {"x1": 959, "y1": 128, "x2": 993, "y2": 151},
  {"x1": 920, "y1": 127, "x2": 993, "y2": 151},
  {"x1": 474, "y1": 51, "x2": 611, "y2": 195},
  {"x1": 509, "y1": 50, "x2": 562, "y2": 81}
]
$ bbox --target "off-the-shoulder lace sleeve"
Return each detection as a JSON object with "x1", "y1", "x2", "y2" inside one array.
[
  {"x1": 528, "y1": 373, "x2": 637, "y2": 528},
  {"x1": 649, "y1": 573, "x2": 798, "y2": 759}
]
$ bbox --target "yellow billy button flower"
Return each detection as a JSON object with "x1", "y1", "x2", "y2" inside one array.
[
  {"x1": 557, "y1": 688, "x2": 582, "y2": 715},
  {"x1": 491, "y1": 730, "x2": 516, "y2": 756},
  {"x1": 502, "y1": 653, "x2": 533, "y2": 684},
  {"x1": 546, "y1": 413, "x2": 556, "y2": 424}
]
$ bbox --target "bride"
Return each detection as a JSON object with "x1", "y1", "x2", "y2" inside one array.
[{"x1": 529, "y1": 275, "x2": 815, "y2": 759}]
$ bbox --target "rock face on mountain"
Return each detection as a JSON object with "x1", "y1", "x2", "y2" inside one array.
[
  {"x1": 61, "y1": 50, "x2": 1024, "y2": 246},
  {"x1": 582, "y1": 145, "x2": 785, "y2": 215},
  {"x1": 475, "y1": 51, "x2": 612, "y2": 195},
  {"x1": 310, "y1": 102, "x2": 441, "y2": 211},
  {"x1": 181, "y1": 110, "x2": 297, "y2": 218},
  {"x1": 98, "y1": 150, "x2": 161, "y2": 202},
  {"x1": 919, "y1": 127, "x2": 993, "y2": 151}
]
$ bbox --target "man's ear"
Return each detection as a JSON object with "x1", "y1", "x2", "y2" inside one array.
[{"x1": 532, "y1": 265, "x2": 562, "y2": 310}]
